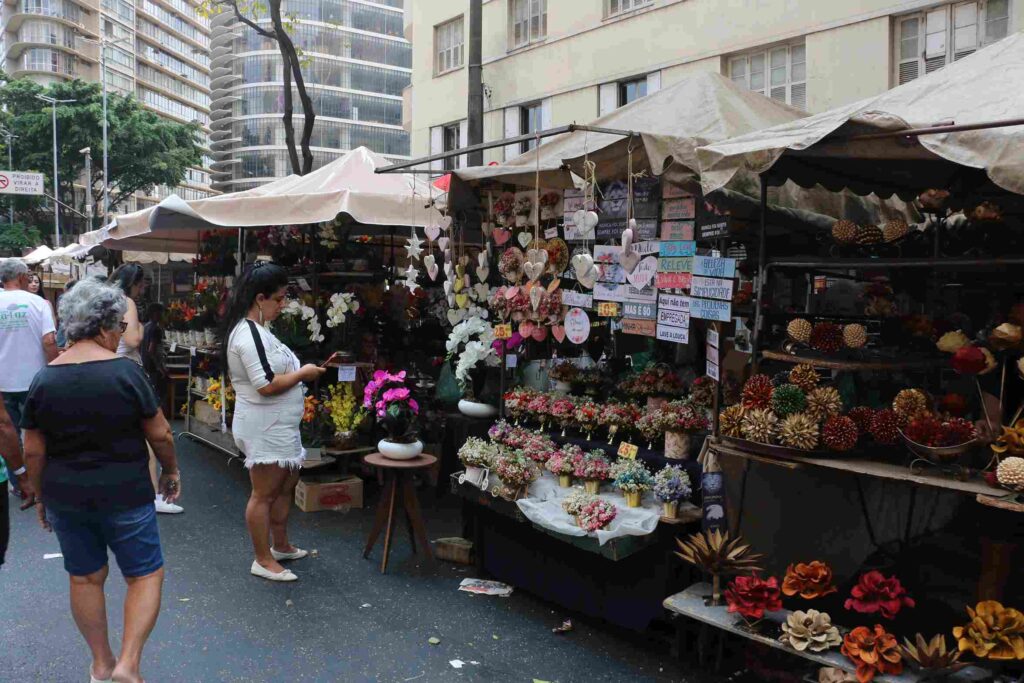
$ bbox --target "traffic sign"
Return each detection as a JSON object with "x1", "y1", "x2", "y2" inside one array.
[{"x1": 0, "y1": 171, "x2": 44, "y2": 196}]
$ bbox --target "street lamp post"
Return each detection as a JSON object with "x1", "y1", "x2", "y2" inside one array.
[
  {"x1": 80, "y1": 147, "x2": 93, "y2": 229},
  {"x1": 82, "y1": 36, "x2": 129, "y2": 228},
  {"x1": 36, "y1": 94, "x2": 76, "y2": 248}
]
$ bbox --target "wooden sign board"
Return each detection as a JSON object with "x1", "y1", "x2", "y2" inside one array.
[
  {"x1": 622, "y1": 301, "x2": 656, "y2": 320},
  {"x1": 617, "y1": 441, "x2": 639, "y2": 459},
  {"x1": 621, "y1": 318, "x2": 656, "y2": 337},
  {"x1": 661, "y1": 221, "x2": 695, "y2": 241},
  {"x1": 561, "y1": 291, "x2": 593, "y2": 308},
  {"x1": 662, "y1": 196, "x2": 696, "y2": 221},
  {"x1": 690, "y1": 297, "x2": 732, "y2": 322},
  {"x1": 658, "y1": 308, "x2": 690, "y2": 329},
  {"x1": 658, "y1": 293, "x2": 691, "y2": 312},
  {"x1": 656, "y1": 272, "x2": 691, "y2": 289},
  {"x1": 706, "y1": 359, "x2": 720, "y2": 381},
  {"x1": 692, "y1": 256, "x2": 736, "y2": 279},
  {"x1": 494, "y1": 323, "x2": 513, "y2": 339},
  {"x1": 656, "y1": 324, "x2": 690, "y2": 344},
  {"x1": 657, "y1": 257, "x2": 693, "y2": 273},
  {"x1": 690, "y1": 275, "x2": 733, "y2": 301},
  {"x1": 597, "y1": 302, "x2": 620, "y2": 317},
  {"x1": 659, "y1": 241, "x2": 697, "y2": 258},
  {"x1": 707, "y1": 327, "x2": 720, "y2": 349}
]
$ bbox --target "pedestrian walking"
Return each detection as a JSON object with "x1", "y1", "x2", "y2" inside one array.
[
  {"x1": 0, "y1": 391, "x2": 35, "y2": 568},
  {"x1": 22, "y1": 278, "x2": 180, "y2": 683},
  {"x1": 221, "y1": 262, "x2": 324, "y2": 582},
  {"x1": 0, "y1": 258, "x2": 57, "y2": 496},
  {"x1": 109, "y1": 265, "x2": 182, "y2": 515}
]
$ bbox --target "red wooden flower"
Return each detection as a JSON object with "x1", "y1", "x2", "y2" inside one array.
[
  {"x1": 951, "y1": 345, "x2": 987, "y2": 375},
  {"x1": 844, "y1": 570, "x2": 915, "y2": 620},
  {"x1": 725, "y1": 574, "x2": 783, "y2": 621}
]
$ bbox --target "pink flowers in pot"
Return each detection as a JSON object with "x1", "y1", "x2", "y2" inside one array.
[
  {"x1": 363, "y1": 369, "x2": 419, "y2": 442},
  {"x1": 577, "y1": 498, "x2": 617, "y2": 532}
]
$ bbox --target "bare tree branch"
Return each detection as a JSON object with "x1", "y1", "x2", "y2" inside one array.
[
  {"x1": 268, "y1": 0, "x2": 314, "y2": 174},
  {"x1": 280, "y1": 48, "x2": 300, "y2": 174}
]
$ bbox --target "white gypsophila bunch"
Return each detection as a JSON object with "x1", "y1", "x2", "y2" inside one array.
[{"x1": 326, "y1": 292, "x2": 360, "y2": 328}]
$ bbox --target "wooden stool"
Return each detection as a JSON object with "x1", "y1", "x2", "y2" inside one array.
[{"x1": 362, "y1": 452, "x2": 437, "y2": 574}]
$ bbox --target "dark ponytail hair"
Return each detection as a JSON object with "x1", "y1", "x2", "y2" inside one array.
[
  {"x1": 220, "y1": 261, "x2": 289, "y2": 371},
  {"x1": 108, "y1": 263, "x2": 145, "y2": 293}
]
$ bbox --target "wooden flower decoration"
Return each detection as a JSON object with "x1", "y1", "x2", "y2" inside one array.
[
  {"x1": 901, "y1": 633, "x2": 965, "y2": 672},
  {"x1": 725, "y1": 574, "x2": 783, "y2": 623},
  {"x1": 841, "y1": 624, "x2": 903, "y2": 682},
  {"x1": 675, "y1": 530, "x2": 763, "y2": 605},
  {"x1": 779, "y1": 609, "x2": 841, "y2": 653},
  {"x1": 990, "y1": 323, "x2": 1023, "y2": 351},
  {"x1": 844, "y1": 570, "x2": 915, "y2": 620},
  {"x1": 782, "y1": 561, "x2": 837, "y2": 599},
  {"x1": 953, "y1": 600, "x2": 1024, "y2": 660}
]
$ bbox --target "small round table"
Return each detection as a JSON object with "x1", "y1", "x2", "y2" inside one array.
[{"x1": 362, "y1": 453, "x2": 437, "y2": 574}]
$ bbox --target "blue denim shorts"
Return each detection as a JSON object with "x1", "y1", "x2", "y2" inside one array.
[{"x1": 47, "y1": 503, "x2": 164, "y2": 578}]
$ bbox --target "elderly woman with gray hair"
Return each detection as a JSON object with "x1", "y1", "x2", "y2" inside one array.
[{"x1": 22, "y1": 278, "x2": 180, "y2": 683}]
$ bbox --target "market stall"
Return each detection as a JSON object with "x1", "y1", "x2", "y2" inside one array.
[{"x1": 646, "y1": 32, "x2": 1024, "y2": 681}]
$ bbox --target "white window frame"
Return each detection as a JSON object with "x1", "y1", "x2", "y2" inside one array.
[
  {"x1": 519, "y1": 101, "x2": 543, "y2": 153},
  {"x1": 434, "y1": 16, "x2": 464, "y2": 76},
  {"x1": 509, "y1": 0, "x2": 547, "y2": 51},
  {"x1": 605, "y1": 0, "x2": 652, "y2": 18},
  {"x1": 728, "y1": 41, "x2": 806, "y2": 110},
  {"x1": 617, "y1": 76, "x2": 648, "y2": 107},
  {"x1": 442, "y1": 121, "x2": 462, "y2": 171},
  {"x1": 894, "y1": 1, "x2": 1009, "y2": 86}
]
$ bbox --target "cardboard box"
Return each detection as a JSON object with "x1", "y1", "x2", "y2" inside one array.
[{"x1": 294, "y1": 475, "x2": 363, "y2": 512}]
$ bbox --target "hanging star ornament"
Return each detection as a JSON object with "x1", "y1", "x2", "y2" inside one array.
[
  {"x1": 403, "y1": 265, "x2": 420, "y2": 293},
  {"x1": 405, "y1": 233, "x2": 424, "y2": 261}
]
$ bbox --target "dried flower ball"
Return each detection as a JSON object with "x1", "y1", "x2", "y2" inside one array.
[
  {"x1": 997, "y1": 457, "x2": 1024, "y2": 491},
  {"x1": 882, "y1": 218, "x2": 910, "y2": 243},
  {"x1": 787, "y1": 318, "x2": 813, "y2": 343},
  {"x1": 822, "y1": 415, "x2": 859, "y2": 451},
  {"x1": 892, "y1": 389, "x2": 929, "y2": 423},
  {"x1": 868, "y1": 409, "x2": 901, "y2": 446},
  {"x1": 843, "y1": 324, "x2": 868, "y2": 349},
  {"x1": 778, "y1": 413, "x2": 819, "y2": 451},
  {"x1": 788, "y1": 364, "x2": 820, "y2": 393},
  {"x1": 772, "y1": 371, "x2": 793, "y2": 387},
  {"x1": 832, "y1": 219, "x2": 857, "y2": 244},
  {"x1": 807, "y1": 386, "x2": 844, "y2": 423},
  {"x1": 810, "y1": 323, "x2": 844, "y2": 353},
  {"x1": 771, "y1": 384, "x2": 807, "y2": 418},
  {"x1": 847, "y1": 407, "x2": 876, "y2": 432},
  {"x1": 854, "y1": 224, "x2": 883, "y2": 246},
  {"x1": 719, "y1": 405, "x2": 746, "y2": 438},
  {"x1": 741, "y1": 408, "x2": 778, "y2": 444},
  {"x1": 741, "y1": 374, "x2": 775, "y2": 410}
]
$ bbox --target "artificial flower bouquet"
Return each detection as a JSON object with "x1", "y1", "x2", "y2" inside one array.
[
  {"x1": 503, "y1": 387, "x2": 537, "y2": 424},
  {"x1": 573, "y1": 399, "x2": 601, "y2": 439},
  {"x1": 725, "y1": 574, "x2": 783, "y2": 627},
  {"x1": 324, "y1": 382, "x2": 367, "y2": 447},
  {"x1": 363, "y1": 369, "x2": 419, "y2": 443},
  {"x1": 560, "y1": 491, "x2": 617, "y2": 532},
  {"x1": 519, "y1": 431, "x2": 558, "y2": 464},
  {"x1": 653, "y1": 465, "x2": 692, "y2": 518},
  {"x1": 575, "y1": 449, "x2": 611, "y2": 494},
  {"x1": 493, "y1": 449, "x2": 538, "y2": 499},
  {"x1": 610, "y1": 458, "x2": 653, "y2": 507},
  {"x1": 458, "y1": 436, "x2": 499, "y2": 469},
  {"x1": 599, "y1": 402, "x2": 641, "y2": 444},
  {"x1": 619, "y1": 364, "x2": 685, "y2": 400},
  {"x1": 300, "y1": 395, "x2": 334, "y2": 450},
  {"x1": 546, "y1": 444, "x2": 584, "y2": 486},
  {"x1": 446, "y1": 319, "x2": 501, "y2": 402}
]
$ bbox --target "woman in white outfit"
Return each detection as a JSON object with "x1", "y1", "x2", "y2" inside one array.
[
  {"x1": 110, "y1": 264, "x2": 184, "y2": 516},
  {"x1": 221, "y1": 262, "x2": 325, "y2": 582}
]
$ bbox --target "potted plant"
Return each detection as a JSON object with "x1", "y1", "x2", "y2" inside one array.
[
  {"x1": 654, "y1": 465, "x2": 692, "y2": 519},
  {"x1": 300, "y1": 395, "x2": 333, "y2": 462},
  {"x1": 548, "y1": 396, "x2": 577, "y2": 436},
  {"x1": 546, "y1": 444, "x2": 584, "y2": 487},
  {"x1": 578, "y1": 497, "x2": 617, "y2": 532},
  {"x1": 447, "y1": 319, "x2": 501, "y2": 417},
  {"x1": 611, "y1": 458, "x2": 653, "y2": 507},
  {"x1": 324, "y1": 382, "x2": 367, "y2": 450},
  {"x1": 619, "y1": 364, "x2": 686, "y2": 410},
  {"x1": 575, "y1": 449, "x2": 611, "y2": 494},
  {"x1": 363, "y1": 369, "x2": 422, "y2": 460},
  {"x1": 655, "y1": 401, "x2": 710, "y2": 459},
  {"x1": 493, "y1": 449, "x2": 538, "y2": 500},
  {"x1": 548, "y1": 359, "x2": 578, "y2": 394},
  {"x1": 457, "y1": 436, "x2": 497, "y2": 489},
  {"x1": 561, "y1": 490, "x2": 593, "y2": 526}
]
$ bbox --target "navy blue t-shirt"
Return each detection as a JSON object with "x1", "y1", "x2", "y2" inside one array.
[{"x1": 22, "y1": 357, "x2": 159, "y2": 512}]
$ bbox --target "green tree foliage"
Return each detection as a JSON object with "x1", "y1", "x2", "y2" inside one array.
[
  {"x1": 0, "y1": 77, "x2": 202, "y2": 240},
  {"x1": 0, "y1": 222, "x2": 42, "y2": 255}
]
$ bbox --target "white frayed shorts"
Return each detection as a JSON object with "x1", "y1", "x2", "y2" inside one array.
[{"x1": 232, "y1": 400, "x2": 306, "y2": 470}]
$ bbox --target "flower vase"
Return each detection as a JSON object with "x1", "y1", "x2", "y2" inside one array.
[
  {"x1": 558, "y1": 474, "x2": 573, "y2": 488},
  {"x1": 458, "y1": 399, "x2": 498, "y2": 419},
  {"x1": 624, "y1": 491, "x2": 643, "y2": 508},
  {"x1": 377, "y1": 438, "x2": 423, "y2": 461},
  {"x1": 334, "y1": 430, "x2": 357, "y2": 450},
  {"x1": 647, "y1": 396, "x2": 668, "y2": 411},
  {"x1": 663, "y1": 500, "x2": 679, "y2": 519},
  {"x1": 584, "y1": 479, "x2": 601, "y2": 495},
  {"x1": 665, "y1": 431, "x2": 691, "y2": 459}
]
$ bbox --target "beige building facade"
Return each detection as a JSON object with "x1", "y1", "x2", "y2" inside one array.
[{"x1": 406, "y1": 0, "x2": 1022, "y2": 168}]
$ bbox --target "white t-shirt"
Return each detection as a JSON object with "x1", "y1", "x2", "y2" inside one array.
[{"x1": 0, "y1": 289, "x2": 56, "y2": 392}]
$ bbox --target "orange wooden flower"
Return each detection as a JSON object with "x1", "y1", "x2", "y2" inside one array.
[
  {"x1": 841, "y1": 624, "x2": 903, "y2": 683},
  {"x1": 782, "y1": 561, "x2": 838, "y2": 599},
  {"x1": 953, "y1": 601, "x2": 1024, "y2": 660}
]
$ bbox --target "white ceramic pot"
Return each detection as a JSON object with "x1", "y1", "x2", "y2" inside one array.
[
  {"x1": 458, "y1": 399, "x2": 498, "y2": 418},
  {"x1": 378, "y1": 438, "x2": 423, "y2": 461}
]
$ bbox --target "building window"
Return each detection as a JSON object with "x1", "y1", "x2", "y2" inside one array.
[
  {"x1": 442, "y1": 121, "x2": 461, "y2": 171},
  {"x1": 434, "y1": 16, "x2": 464, "y2": 75},
  {"x1": 895, "y1": 1, "x2": 1008, "y2": 85},
  {"x1": 509, "y1": 0, "x2": 546, "y2": 50},
  {"x1": 606, "y1": 0, "x2": 652, "y2": 18},
  {"x1": 728, "y1": 42, "x2": 806, "y2": 110},
  {"x1": 520, "y1": 101, "x2": 543, "y2": 152},
  {"x1": 618, "y1": 77, "x2": 647, "y2": 106}
]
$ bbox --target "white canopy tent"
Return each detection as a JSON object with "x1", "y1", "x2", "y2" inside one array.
[{"x1": 23, "y1": 245, "x2": 53, "y2": 265}]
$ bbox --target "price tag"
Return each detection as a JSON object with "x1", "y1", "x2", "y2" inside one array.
[
  {"x1": 169, "y1": 342, "x2": 177, "y2": 353},
  {"x1": 617, "y1": 441, "x2": 639, "y2": 459},
  {"x1": 505, "y1": 354, "x2": 518, "y2": 368},
  {"x1": 706, "y1": 360, "x2": 720, "y2": 381},
  {"x1": 297, "y1": 277, "x2": 312, "y2": 292},
  {"x1": 494, "y1": 323, "x2": 513, "y2": 339},
  {"x1": 544, "y1": 227, "x2": 559, "y2": 239},
  {"x1": 597, "y1": 302, "x2": 620, "y2": 317},
  {"x1": 338, "y1": 365, "x2": 357, "y2": 382}
]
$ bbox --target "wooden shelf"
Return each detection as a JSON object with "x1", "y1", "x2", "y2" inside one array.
[
  {"x1": 711, "y1": 440, "x2": 1009, "y2": 500},
  {"x1": 976, "y1": 492, "x2": 1024, "y2": 513},
  {"x1": 664, "y1": 583, "x2": 989, "y2": 683},
  {"x1": 760, "y1": 349, "x2": 944, "y2": 371},
  {"x1": 766, "y1": 256, "x2": 1024, "y2": 270}
]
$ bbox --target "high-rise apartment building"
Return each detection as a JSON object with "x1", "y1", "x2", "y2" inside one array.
[
  {"x1": 0, "y1": 0, "x2": 215, "y2": 212},
  {"x1": 407, "y1": 0, "x2": 1020, "y2": 167},
  {"x1": 208, "y1": 0, "x2": 410, "y2": 192}
]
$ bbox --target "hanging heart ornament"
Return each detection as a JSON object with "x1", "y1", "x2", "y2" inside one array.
[
  {"x1": 529, "y1": 285, "x2": 543, "y2": 311},
  {"x1": 425, "y1": 226, "x2": 440, "y2": 242},
  {"x1": 517, "y1": 232, "x2": 532, "y2": 249},
  {"x1": 439, "y1": 215, "x2": 453, "y2": 230},
  {"x1": 424, "y1": 254, "x2": 439, "y2": 281}
]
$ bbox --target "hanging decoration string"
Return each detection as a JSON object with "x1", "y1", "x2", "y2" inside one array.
[
  {"x1": 534, "y1": 131, "x2": 542, "y2": 243},
  {"x1": 625, "y1": 135, "x2": 648, "y2": 231}
]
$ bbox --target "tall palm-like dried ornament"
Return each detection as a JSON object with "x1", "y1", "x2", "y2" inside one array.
[
  {"x1": 900, "y1": 633, "x2": 965, "y2": 673},
  {"x1": 674, "y1": 530, "x2": 764, "y2": 606}
]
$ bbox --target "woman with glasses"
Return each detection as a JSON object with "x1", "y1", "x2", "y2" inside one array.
[{"x1": 22, "y1": 278, "x2": 180, "y2": 683}]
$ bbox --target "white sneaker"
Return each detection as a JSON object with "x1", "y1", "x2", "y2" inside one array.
[
  {"x1": 250, "y1": 560, "x2": 298, "y2": 582},
  {"x1": 90, "y1": 676, "x2": 113, "y2": 683},
  {"x1": 155, "y1": 494, "x2": 183, "y2": 514},
  {"x1": 271, "y1": 547, "x2": 309, "y2": 561}
]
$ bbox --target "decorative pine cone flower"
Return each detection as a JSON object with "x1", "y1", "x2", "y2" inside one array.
[
  {"x1": 806, "y1": 387, "x2": 843, "y2": 423},
  {"x1": 810, "y1": 323, "x2": 844, "y2": 353},
  {"x1": 741, "y1": 408, "x2": 778, "y2": 444},
  {"x1": 882, "y1": 218, "x2": 910, "y2": 242},
  {"x1": 900, "y1": 633, "x2": 965, "y2": 673},
  {"x1": 771, "y1": 384, "x2": 807, "y2": 418},
  {"x1": 780, "y1": 609, "x2": 842, "y2": 653},
  {"x1": 719, "y1": 405, "x2": 746, "y2": 438},
  {"x1": 845, "y1": 570, "x2": 915, "y2": 620},
  {"x1": 847, "y1": 407, "x2": 876, "y2": 432},
  {"x1": 843, "y1": 324, "x2": 868, "y2": 349},
  {"x1": 953, "y1": 600, "x2": 1024, "y2": 661},
  {"x1": 831, "y1": 219, "x2": 857, "y2": 244},
  {"x1": 778, "y1": 413, "x2": 819, "y2": 451},
  {"x1": 725, "y1": 574, "x2": 783, "y2": 622},
  {"x1": 842, "y1": 625, "x2": 903, "y2": 682},
  {"x1": 741, "y1": 374, "x2": 774, "y2": 409},
  {"x1": 892, "y1": 388, "x2": 929, "y2": 423},
  {"x1": 822, "y1": 415, "x2": 858, "y2": 451},
  {"x1": 868, "y1": 408, "x2": 901, "y2": 446},
  {"x1": 997, "y1": 457, "x2": 1024, "y2": 492},
  {"x1": 789, "y1": 364, "x2": 820, "y2": 392},
  {"x1": 854, "y1": 224, "x2": 883, "y2": 245},
  {"x1": 783, "y1": 560, "x2": 837, "y2": 599},
  {"x1": 787, "y1": 318, "x2": 813, "y2": 343}
]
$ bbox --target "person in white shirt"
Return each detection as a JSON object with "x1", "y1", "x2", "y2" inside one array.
[{"x1": 0, "y1": 259, "x2": 57, "y2": 492}]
